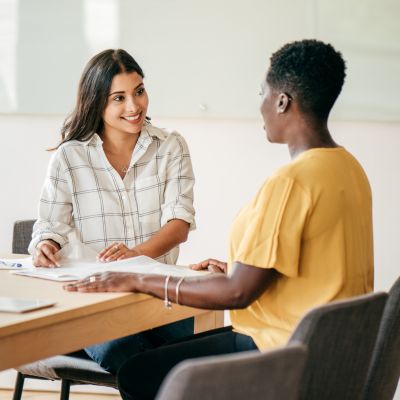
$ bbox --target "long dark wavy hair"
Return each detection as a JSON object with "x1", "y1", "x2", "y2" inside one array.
[{"x1": 58, "y1": 49, "x2": 145, "y2": 147}]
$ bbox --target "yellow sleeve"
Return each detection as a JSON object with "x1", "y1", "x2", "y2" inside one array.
[{"x1": 234, "y1": 175, "x2": 311, "y2": 277}]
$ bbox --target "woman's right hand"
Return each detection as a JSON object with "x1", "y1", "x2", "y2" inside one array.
[
  {"x1": 190, "y1": 258, "x2": 228, "y2": 274},
  {"x1": 33, "y1": 240, "x2": 61, "y2": 268}
]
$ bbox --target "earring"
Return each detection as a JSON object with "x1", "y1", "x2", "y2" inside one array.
[{"x1": 278, "y1": 109, "x2": 284, "y2": 114}]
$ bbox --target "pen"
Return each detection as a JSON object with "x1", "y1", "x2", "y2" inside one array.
[{"x1": 0, "y1": 261, "x2": 23, "y2": 268}]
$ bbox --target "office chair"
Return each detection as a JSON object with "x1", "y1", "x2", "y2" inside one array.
[
  {"x1": 288, "y1": 292, "x2": 387, "y2": 400},
  {"x1": 362, "y1": 276, "x2": 400, "y2": 400},
  {"x1": 156, "y1": 343, "x2": 307, "y2": 400},
  {"x1": 11, "y1": 219, "x2": 117, "y2": 400},
  {"x1": 12, "y1": 219, "x2": 36, "y2": 254}
]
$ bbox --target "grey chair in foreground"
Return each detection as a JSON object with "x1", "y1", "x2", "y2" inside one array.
[
  {"x1": 156, "y1": 343, "x2": 307, "y2": 400},
  {"x1": 288, "y1": 292, "x2": 388, "y2": 400},
  {"x1": 11, "y1": 220, "x2": 117, "y2": 400},
  {"x1": 362, "y1": 276, "x2": 400, "y2": 400}
]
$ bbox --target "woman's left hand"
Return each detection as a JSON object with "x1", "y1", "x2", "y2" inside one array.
[
  {"x1": 63, "y1": 272, "x2": 139, "y2": 292},
  {"x1": 190, "y1": 258, "x2": 227, "y2": 274},
  {"x1": 97, "y1": 243, "x2": 140, "y2": 262}
]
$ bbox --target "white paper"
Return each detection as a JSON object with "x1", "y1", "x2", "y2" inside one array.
[
  {"x1": 6, "y1": 240, "x2": 209, "y2": 281},
  {"x1": 11, "y1": 255, "x2": 209, "y2": 282},
  {"x1": 57, "y1": 233, "x2": 99, "y2": 263}
]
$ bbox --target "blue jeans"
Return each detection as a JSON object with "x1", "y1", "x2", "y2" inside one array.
[{"x1": 84, "y1": 317, "x2": 194, "y2": 374}]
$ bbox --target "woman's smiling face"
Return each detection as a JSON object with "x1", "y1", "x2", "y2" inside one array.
[{"x1": 102, "y1": 71, "x2": 149, "y2": 136}]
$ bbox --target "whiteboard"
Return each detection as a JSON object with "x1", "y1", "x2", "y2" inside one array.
[{"x1": 0, "y1": 0, "x2": 398, "y2": 121}]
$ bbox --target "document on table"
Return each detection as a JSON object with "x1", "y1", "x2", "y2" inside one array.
[{"x1": 9, "y1": 255, "x2": 209, "y2": 282}]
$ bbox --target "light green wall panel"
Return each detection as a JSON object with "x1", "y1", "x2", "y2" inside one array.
[{"x1": 0, "y1": 0, "x2": 398, "y2": 121}]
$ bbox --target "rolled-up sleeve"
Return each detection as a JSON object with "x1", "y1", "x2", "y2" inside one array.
[
  {"x1": 28, "y1": 149, "x2": 74, "y2": 253},
  {"x1": 160, "y1": 133, "x2": 196, "y2": 230}
]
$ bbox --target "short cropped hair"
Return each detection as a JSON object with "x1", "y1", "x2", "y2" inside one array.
[{"x1": 266, "y1": 39, "x2": 346, "y2": 119}]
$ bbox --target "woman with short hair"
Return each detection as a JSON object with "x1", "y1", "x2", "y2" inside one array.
[{"x1": 65, "y1": 39, "x2": 373, "y2": 400}]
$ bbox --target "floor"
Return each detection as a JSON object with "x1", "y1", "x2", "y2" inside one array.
[{"x1": 0, "y1": 390, "x2": 121, "y2": 399}]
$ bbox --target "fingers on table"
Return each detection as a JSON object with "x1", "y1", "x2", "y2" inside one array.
[
  {"x1": 98, "y1": 243, "x2": 127, "y2": 262},
  {"x1": 98, "y1": 243, "x2": 116, "y2": 258},
  {"x1": 191, "y1": 258, "x2": 223, "y2": 270},
  {"x1": 64, "y1": 273, "x2": 105, "y2": 292},
  {"x1": 190, "y1": 259, "x2": 211, "y2": 270},
  {"x1": 34, "y1": 246, "x2": 59, "y2": 268}
]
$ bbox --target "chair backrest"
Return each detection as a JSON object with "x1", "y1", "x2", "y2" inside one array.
[
  {"x1": 12, "y1": 219, "x2": 36, "y2": 254},
  {"x1": 288, "y1": 292, "x2": 387, "y2": 400},
  {"x1": 362, "y1": 277, "x2": 400, "y2": 400},
  {"x1": 156, "y1": 343, "x2": 307, "y2": 400}
]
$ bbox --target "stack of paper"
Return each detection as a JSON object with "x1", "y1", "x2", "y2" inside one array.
[{"x1": 2, "y1": 255, "x2": 208, "y2": 282}]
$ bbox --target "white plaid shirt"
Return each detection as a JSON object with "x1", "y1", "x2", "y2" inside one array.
[{"x1": 29, "y1": 124, "x2": 196, "y2": 264}]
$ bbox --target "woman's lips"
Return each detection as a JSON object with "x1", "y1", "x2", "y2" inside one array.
[{"x1": 122, "y1": 113, "x2": 141, "y2": 123}]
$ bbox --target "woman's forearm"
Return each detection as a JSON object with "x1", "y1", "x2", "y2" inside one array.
[
  {"x1": 136, "y1": 261, "x2": 277, "y2": 310},
  {"x1": 133, "y1": 219, "x2": 189, "y2": 259},
  {"x1": 64, "y1": 262, "x2": 276, "y2": 311},
  {"x1": 138, "y1": 273, "x2": 253, "y2": 310}
]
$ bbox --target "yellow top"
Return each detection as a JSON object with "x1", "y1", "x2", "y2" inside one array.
[{"x1": 228, "y1": 147, "x2": 373, "y2": 350}]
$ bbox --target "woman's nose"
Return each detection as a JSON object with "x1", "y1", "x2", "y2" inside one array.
[{"x1": 125, "y1": 96, "x2": 139, "y2": 113}]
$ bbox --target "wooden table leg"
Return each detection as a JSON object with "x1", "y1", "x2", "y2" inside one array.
[{"x1": 194, "y1": 310, "x2": 225, "y2": 333}]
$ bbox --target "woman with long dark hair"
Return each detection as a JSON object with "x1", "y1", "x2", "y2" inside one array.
[{"x1": 30, "y1": 49, "x2": 196, "y2": 372}]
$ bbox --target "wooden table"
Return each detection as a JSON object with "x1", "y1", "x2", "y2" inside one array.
[{"x1": 0, "y1": 255, "x2": 223, "y2": 372}]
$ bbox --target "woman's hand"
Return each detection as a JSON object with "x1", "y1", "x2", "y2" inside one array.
[
  {"x1": 63, "y1": 271, "x2": 139, "y2": 292},
  {"x1": 97, "y1": 243, "x2": 140, "y2": 262},
  {"x1": 33, "y1": 240, "x2": 61, "y2": 268},
  {"x1": 190, "y1": 258, "x2": 228, "y2": 274}
]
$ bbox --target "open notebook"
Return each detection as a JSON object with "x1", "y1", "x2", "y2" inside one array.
[{"x1": 3, "y1": 255, "x2": 208, "y2": 282}]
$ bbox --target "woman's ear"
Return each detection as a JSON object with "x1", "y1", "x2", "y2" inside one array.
[{"x1": 277, "y1": 93, "x2": 291, "y2": 114}]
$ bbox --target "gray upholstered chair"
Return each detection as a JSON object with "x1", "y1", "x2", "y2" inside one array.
[
  {"x1": 156, "y1": 343, "x2": 307, "y2": 400},
  {"x1": 11, "y1": 220, "x2": 117, "y2": 400},
  {"x1": 288, "y1": 292, "x2": 388, "y2": 400},
  {"x1": 12, "y1": 219, "x2": 36, "y2": 254},
  {"x1": 362, "y1": 277, "x2": 400, "y2": 400}
]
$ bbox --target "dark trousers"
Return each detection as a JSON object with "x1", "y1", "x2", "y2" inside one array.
[
  {"x1": 85, "y1": 318, "x2": 194, "y2": 373},
  {"x1": 117, "y1": 326, "x2": 258, "y2": 400}
]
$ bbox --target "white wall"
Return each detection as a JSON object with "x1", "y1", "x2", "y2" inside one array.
[{"x1": 0, "y1": 115, "x2": 399, "y2": 395}]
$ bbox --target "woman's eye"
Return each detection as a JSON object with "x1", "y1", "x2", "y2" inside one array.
[
  {"x1": 136, "y1": 87, "x2": 145, "y2": 96},
  {"x1": 113, "y1": 95, "x2": 124, "y2": 102}
]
